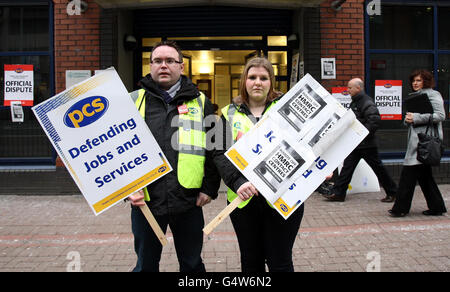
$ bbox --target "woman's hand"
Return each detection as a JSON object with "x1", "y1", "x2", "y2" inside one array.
[
  {"x1": 405, "y1": 112, "x2": 414, "y2": 124},
  {"x1": 236, "y1": 182, "x2": 258, "y2": 201}
]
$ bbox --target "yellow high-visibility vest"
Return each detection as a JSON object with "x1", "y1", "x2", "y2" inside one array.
[
  {"x1": 133, "y1": 89, "x2": 206, "y2": 201},
  {"x1": 221, "y1": 102, "x2": 276, "y2": 208}
]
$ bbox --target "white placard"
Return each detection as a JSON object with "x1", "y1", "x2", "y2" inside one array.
[
  {"x1": 374, "y1": 80, "x2": 402, "y2": 120},
  {"x1": 299, "y1": 61, "x2": 305, "y2": 79},
  {"x1": 4, "y1": 64, "x2": 34, "y2": 106},
  {"x1": 225, "y1": 74, "x2": 369, "y2": 219},
  {"x1": 32, "y1": 68, "x2": 172, "y2": 215},
  {"x1": 10, "y1": 101, "x2": 24, "y2": 122},
  {"x1": 321, "y1": 58, "x2": 336, "y2": 80},
  {"x1": 290, "y1": 53, "x2": 300, "y2": 89},
  {"x1": 332, "y1": 87, "x2": 352, "y2": 109},
  {"x1": 341, "y1": 159, "x2": 380, "y2": 195}
]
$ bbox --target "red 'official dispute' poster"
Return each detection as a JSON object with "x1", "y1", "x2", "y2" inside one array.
[{"x1": 4, "y1": 64, "x2": 34, "y2": 106}]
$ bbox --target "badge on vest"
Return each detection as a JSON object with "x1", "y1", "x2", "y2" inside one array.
[
  {"x1": 236, "y1": 131, "x2": 244, "y2": 141},
  {"x1": 178, "y1": 104, "x2": 188, "y2": 114}
]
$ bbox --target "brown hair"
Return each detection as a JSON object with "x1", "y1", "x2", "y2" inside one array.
[
  {"x1": 151, "y1": 40, "x2": 184, "y2": 63},
  {"x1": 238, "y1": 57, "x2": 281, "y2": 105},
  {"x1": 409, "y1": 69, "x2": 435, "y2": 90}
]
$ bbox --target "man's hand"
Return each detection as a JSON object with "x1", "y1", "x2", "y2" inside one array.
[
  {"x1": 128, "y1": 190, "x2": 146, "y2": 207},
  {"x1": 236, "y1": 182, "x2": 258, "y2": 201},
  {"x1": 196, "y1": 192, "x2": 212, "y2": 207}
]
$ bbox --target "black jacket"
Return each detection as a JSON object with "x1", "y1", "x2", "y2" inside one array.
[
  {"x1": 350, "y1": 91, "x2": 381, "y2": 149},
  {"x1": 139, "y1": 74, "x2": 221, "y2": 216}
]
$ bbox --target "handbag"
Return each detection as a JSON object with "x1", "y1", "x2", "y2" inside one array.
[{"x1": 416, "y1": 116, "x2": 444, "y2": 166}]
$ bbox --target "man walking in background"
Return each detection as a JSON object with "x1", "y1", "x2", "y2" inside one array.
[{"x1": 324, "y1": 78, "x2": 397, "y2": 202}]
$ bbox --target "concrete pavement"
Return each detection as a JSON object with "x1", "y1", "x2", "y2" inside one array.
[{"x1": 0, "y1": 184, "x2": 449, "y2": 272}]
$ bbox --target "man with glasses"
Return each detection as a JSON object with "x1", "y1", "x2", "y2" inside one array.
[{"x1": 128, "y1": 41, "x2": 221, "y2": 272}]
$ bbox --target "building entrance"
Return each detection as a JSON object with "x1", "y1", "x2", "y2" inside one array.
[{"x1": 140, "y1": 36, "x2": 289, "y2": 111}]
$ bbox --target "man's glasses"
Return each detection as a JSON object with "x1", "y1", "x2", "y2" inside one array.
[{"x1": 151, "y1": 58, "x2": 183, "y2": 65}]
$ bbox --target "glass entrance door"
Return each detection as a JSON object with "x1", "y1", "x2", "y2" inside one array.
[{"x1": 140, "y1": 36, "x2": 289, "y2": 111}]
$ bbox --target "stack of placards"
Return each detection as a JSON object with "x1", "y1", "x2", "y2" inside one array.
[{"x1": 225, "y1": 74, "x2": 369, "y2": 219}]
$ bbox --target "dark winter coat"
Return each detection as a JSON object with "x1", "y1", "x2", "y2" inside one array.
[
  {"x1": 349, "y1": 91, "x2": 381, "y2": 149},
  {"x1": 138, "y1": 74, "x2": 221, "y2": 216}
]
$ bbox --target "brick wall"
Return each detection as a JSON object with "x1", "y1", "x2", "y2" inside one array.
[
  {"x1": 320, "y1": 0, "x2": 365, "y2": 91},
  {"x1": 53, "y1": 0, "x2": 102, "y2": 166},
  {"x1": 53, "y1": 0, "x2": 101, "y2": 94}
]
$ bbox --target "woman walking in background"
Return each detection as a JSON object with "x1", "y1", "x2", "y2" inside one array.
[{"x1": 389, "y1": 69, "x2": 447, "y2": 217}]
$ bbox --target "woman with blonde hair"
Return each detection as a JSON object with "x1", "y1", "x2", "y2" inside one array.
[{"x1": 213, "y1": 57, "x2": 304, "y2": 272}]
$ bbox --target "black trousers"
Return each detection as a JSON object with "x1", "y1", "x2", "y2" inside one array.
[
  {"x1": 333, "y1": 147, "x2": 398, "y2": 198},
  {"x1": 131, "y1": 204, "x2": 206, "y2": 272},
  {"x1": 391, "y1": 165, "x2": 447, "y2": 214},
  {"x1": 229, "y1": 195, "x2": 304, "y2": 272}
]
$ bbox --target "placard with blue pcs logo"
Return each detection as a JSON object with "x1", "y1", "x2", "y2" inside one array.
[{"x1": 32, "y1": 68, "x2": 172, "y2": 215}]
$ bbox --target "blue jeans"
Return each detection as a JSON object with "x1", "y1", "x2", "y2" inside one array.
[{"x1": 131, "y1": 204, "x2": 206, "y2": 272}]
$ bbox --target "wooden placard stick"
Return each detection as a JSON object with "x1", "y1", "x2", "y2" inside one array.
[
  {"x1": 139, "y1": 204, "x2": 168, "y2": 246},
  {"x1": 203, "y1": 197, "x2": 243, "y2": 235}
]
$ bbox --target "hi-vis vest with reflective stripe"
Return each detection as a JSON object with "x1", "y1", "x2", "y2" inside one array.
[
  {"x1": 133, "y1": 89, "x2": 206, "y2": 201},
  {"x1": 222, "y1": 102, "x2": 276, "y2": 209}
]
